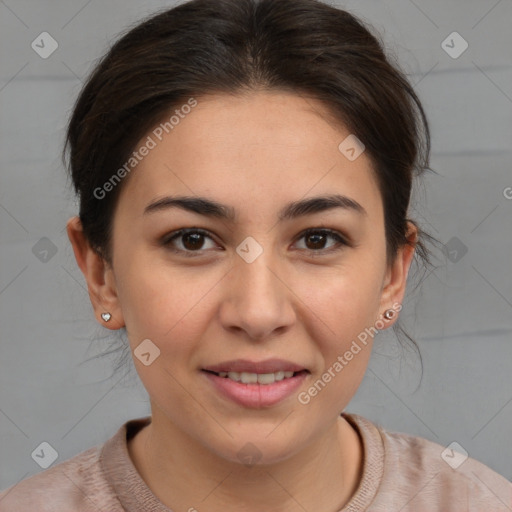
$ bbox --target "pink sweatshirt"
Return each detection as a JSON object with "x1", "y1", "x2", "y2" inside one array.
[{"x1": 1, "y1": 413, "x2": 510, "y2": 511}]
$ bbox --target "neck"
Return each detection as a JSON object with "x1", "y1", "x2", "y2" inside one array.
[{"x1": 128, "y1": 409, "x2": 363, "y2": 512}]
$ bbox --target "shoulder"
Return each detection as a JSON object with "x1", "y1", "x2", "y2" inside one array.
[
  {"x1": 344, "y1": 413, "x2": 511, "y2": 511},
  {"x1": 377, "y1": 424, "x2": 512, "y2": 510},
  {"x1": 0, "y1": 444, "x2": 122, "y2": 512}
]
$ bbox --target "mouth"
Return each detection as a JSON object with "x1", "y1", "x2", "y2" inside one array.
[
  {"x1": 201, "y1": 368, "x2": 310, "y2": 408},
  {"x1": 202, "y1": 368, "x2": 309, "y2": 385}
]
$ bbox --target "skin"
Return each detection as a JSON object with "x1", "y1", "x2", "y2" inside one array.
[{"x1": 67, "y1": 91, "x2": 417, "y2": 512}]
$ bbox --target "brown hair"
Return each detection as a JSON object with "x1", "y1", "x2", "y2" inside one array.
[{"x1": 63, "y1": 0, "x2": 440, "y2": 371}]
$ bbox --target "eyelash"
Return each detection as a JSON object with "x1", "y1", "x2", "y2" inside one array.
[{"x1": 161, "y1": 227, "x2": 349, "y2": 258}]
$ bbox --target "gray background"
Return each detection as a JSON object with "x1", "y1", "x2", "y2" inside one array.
[{"x1": 1, "y1": 0, "x2": 511, "y2": 491}]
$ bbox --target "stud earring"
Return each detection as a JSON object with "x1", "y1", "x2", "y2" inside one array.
[
  {"x1": 101, "y1": 312, "x2": 112, "y2": 322},
  {"x1": 383, "y1": 309, "x2": 395, "y2": 320}
]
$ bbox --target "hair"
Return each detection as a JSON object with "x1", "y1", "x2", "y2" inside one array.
[{"x1": 63, "y1": 0, "x2": 442, "y2": 380}]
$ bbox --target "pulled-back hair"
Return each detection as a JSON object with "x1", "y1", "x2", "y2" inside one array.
[{"x1": 63, "y1": 0, "x2": 440, "y2": 370}]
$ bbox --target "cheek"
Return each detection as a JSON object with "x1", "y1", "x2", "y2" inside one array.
[
  {"x1": 296, "y1": 260, "x2": 383, "y2": 340},
  {"x1": 293, "y1": 261, "x2": 381, "y2": 383},
  {"x1": 115, "y1": 254, "x2": 203, "y2": 336},
  {"x1": 116, "y1": 263, "x2": 213, "y2": 409},
  {"x1": 115, "y1": 260, "x2": 227, "y2": 390}
]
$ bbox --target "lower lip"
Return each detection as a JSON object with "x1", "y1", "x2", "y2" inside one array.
[{"x1": 202, "y1": 370, "x2": 308, "y2": 408}]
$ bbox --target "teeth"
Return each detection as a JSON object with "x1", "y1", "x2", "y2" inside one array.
[{"x1": 216, "y1": 370, "x2": 296, "y2": 384}]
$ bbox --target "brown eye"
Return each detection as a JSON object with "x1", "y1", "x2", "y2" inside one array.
[
  {"x1": 294, "y1": 229, "x2": 348, "y2": 255},
  {"x1": 163, "y1": 228, "x2": 217, "y2": 256},
  {"x1": 181, "y1": 232, "x2": 205, "y2": 250},
  {"x1": 305, "y1": 232, "x2": 328, "y2": 250}
]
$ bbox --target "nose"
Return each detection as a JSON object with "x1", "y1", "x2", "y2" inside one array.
[{"x1": 219, "y1": 246, "x2": 296, "y2": 341}]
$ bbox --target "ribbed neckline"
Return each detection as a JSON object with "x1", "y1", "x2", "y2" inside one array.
[{"x1": 100, "y1": 412, "x2": 385, "y2": 511}]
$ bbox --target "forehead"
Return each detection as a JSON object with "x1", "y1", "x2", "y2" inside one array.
[{"x1": 116, "y1": 91, "x2": 382, "y2": 223}]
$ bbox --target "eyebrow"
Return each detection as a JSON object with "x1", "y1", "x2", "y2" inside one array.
[{"x1": 143, "y1": 193, "x2": 367, "y2": 221}]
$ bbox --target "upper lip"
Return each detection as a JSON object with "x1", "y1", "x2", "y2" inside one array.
[{"x1": 202, "y1": 358, "x2": 308, "y2": 374}]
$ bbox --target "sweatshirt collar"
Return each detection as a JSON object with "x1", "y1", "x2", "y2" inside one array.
[{"x1": 100, "y1": 412, "x2": 384, "y2": 511}]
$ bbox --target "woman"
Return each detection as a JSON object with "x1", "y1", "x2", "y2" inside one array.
[{"x1": 1, "y1": 0, "x2": 510, "y2": 510}]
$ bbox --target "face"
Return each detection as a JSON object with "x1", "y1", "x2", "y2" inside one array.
[{"x1": 72, "y1": 91, "x2": 413, "y2": 465}]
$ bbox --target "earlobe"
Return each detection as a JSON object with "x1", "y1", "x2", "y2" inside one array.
[{"x1": 66, "y1": 216, "x2": 125, "y2": 329}]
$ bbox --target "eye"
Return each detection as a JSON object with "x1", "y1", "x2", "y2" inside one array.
[
  {"x1": 293, "y1": 228, "x2": 348, "y2": 256},
  {"x1": 162, "y1": 228, "x2": 219, "y2": 257}
]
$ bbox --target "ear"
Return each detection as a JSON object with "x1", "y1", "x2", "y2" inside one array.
[
  {"x1": 66, "y1": 216, "x2": 125, "y2": 329},
  {"x1": 378, "y1": 221, "x2": 418, "y2": 328}
]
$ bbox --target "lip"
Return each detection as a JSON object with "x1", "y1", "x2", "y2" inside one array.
[
  {"x1": 202, "y1": 358, "x2": 307, "y2": 374},
  {"x1": 202, "y1": 369, "x2": 309, "y2": 408}
]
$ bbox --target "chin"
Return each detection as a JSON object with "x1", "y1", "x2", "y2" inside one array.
[{"x1": 206, "y1": 431, "x2": 305, "y2": 468}]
